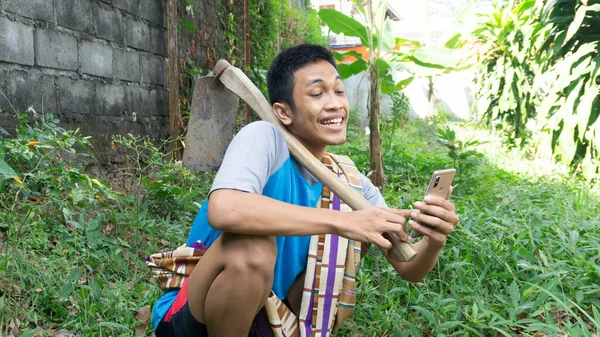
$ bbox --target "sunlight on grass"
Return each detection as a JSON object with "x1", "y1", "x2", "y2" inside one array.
[{"x1": 450, "y1": 123, "x2": 572, "y2": 181}]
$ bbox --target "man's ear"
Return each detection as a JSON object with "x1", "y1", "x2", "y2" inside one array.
[{"x1": 273, "y1": 102, "x2": 293, "y2": 126}]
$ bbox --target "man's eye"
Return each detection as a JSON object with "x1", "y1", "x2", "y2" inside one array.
[
  {"x1": 335, "y1": 90, "x2": 345, "y2": 95},
  {"x1": 309, "y1": 93, "x2": 323, "y2": 97}
]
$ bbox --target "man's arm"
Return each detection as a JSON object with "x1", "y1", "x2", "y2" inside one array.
[
  {"x1": 208, "y1": 189, "x2": 412, "y2": 249},
  {"x1": 384, "y1": 193, "x2": 459, "y2": 282},
  {"x1": 357, "y1": 174, "x2": 459, "y2": 282}
]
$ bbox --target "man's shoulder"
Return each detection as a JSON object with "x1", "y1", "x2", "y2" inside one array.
[
  {"x1": 237, "y1": 121, "x2": 280, "y2": 138},
  {"x1": 226, "y1": 121, "x2": 291, "y2": 170}
]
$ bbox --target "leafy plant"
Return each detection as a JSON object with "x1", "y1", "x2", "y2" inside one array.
[
  {"x1": 470, "y1": 0, "x2": 600, "y2": 179},
  {"x1": 319, "y1": 0, "x2": 467, "y2": 187},
  {"x1": 112, "y1": 134, "x2": 209, "y2": 218},
  {"x1": 335, "y1": 119, "x2": 600, "y2": 336},
  {"x1": 537, "y1": 0, "x2": 600, "y2": 179},
  {"x1": 319, "y1": 0, "x2": 412, "y2": 187},
  {"x1": 0, "y1": 115, "x2": 212, "y2": 336},
  {"x1": 380, "y1": 91, "x2": 410, "y2": 154},
  {"x1": 2, "y1": 114, "x2": 600, "y2": 336},
  {"x1": 434, "y1": 125, "x2": 485, "y2": 189},
  {"x1": 470, "y1": 0, "x2": 550, "y2": 146}
]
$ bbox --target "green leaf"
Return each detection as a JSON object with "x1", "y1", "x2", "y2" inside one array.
[
  {"x1": 67, "y1": 220, "x2": 84, "y2": 229},
  {"x1": 352, "y1": 0, "x2": 366, "y2": 16},
  {"x1": 333, "y1": 50, "x2": 364, "y2": 62},
  {"x1": 588, "y1": 4, "x2": 600, "y2": 12},
  {"x1": 509, "y1": 281, "x2": 520, "y2": 307},
  {"x1": 436, "y1": 321, "x2": 462, "y2": 331},
  {"x1": 0, "y1": 157, "x2": 19, "y2": 181},
  {"x1": 576, "y1": 81, "x2": 597, "y2": 141},
  {"x1": 410, "y1": 305, "x2": 437, "y2": 325},
  {"x1": 563, "y1": 5, "x2": 587, "y2": 47},
  {"x1": 94, "y1": 322, "x2": 131, "y2": 331},
  {"x1": 380, "y1": 73, "x2": 396, "y2": 95},
  {"x1": 394, "y1": 76, "x2": 415, "y2": 91},
  {"x1": 381, "y1": 19, "x2": 395, "y2": 50},
  {"x1": 374, "y1": 58, "x2": 391, "y2": 74},
  {"x1": 396, "y1": 37, "x2": 422, "y2": 48},
  {"x1": 59, "y1": 283, "x2": 73, "y2": 299},
  {"x1": 318, "y1": 9, "x2": 369, "y2": 46},
  {"x1": 516, "y1": 0, "x2": 537, "y2": 14},
  {"x1": 444, "y1": 33, "x2": 463, "y2": 49},
  {"x1": 90, "y1": 279, "x2": 101, "y2": 299},
  {"x1": 19, "y1": 329, "x2": 42, "y2": 337},
  {"x1": 409, "y1": 47, "x2": 462, "y2": 70},
  {"x1": 69, "y1": 267, "x2": 82, "y2": 282},
  {"x1": 557, "y1": 119, "x2": 578, "y2": 164},
  {"x1": 337, "y1": 59, "x2": 368, "y2": 79},
  {"x1": 71, "y1": 188, "x2": 87, "y2": 204}
]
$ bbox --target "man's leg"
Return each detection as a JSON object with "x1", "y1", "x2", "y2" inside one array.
[
  {"x1": 285, "y1": 270, "x2": 306, "y2": 315},
  {"x1": 187, "y1": 232, "x2": 277, "y2": 336}
]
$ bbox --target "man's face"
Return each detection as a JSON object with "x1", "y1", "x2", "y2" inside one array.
[{"x1": 286, "y1": 60, "x2": 350, "y2": 157}]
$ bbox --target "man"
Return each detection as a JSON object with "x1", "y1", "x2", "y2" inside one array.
[{"x1": 151, "y1": 44, "x2": 459, "y2": 337}]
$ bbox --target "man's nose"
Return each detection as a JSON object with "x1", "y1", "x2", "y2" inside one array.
[{"x1": 324, "y1": 92, "x2": 344, "y2": 111}]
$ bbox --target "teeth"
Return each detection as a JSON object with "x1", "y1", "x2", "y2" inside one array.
[{"x1": 321, "y1": 118, "x2": 343, "y2": 125}]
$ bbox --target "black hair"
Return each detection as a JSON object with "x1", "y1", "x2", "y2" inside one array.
[{"x1": 267, "y1": 44, "x2": 337, "y2": 112}]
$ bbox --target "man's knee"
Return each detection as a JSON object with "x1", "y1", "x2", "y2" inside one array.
[{"x1": 222, "y1": 234, "x2": 277, "y2": 280}]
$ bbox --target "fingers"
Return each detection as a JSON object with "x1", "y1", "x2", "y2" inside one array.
[
  {"x1": 381, "y1": 207, "x2": 413, "y2": 218},
  {"x1": 377, "y1": 207, "x2": 410, "y2": 224},
  {"x1": 402, "y1": 195, "x2": 460, "y2": 248},
  {"x1": 408, "y1": 219, "x2": 435, "y2": 237},
  {"x1": 378, "y1": 208, "x2": 412, "y2": 242},
  {"x1": 418, "y1": 196, "x2": 457, "y2": 213},
  {"x1": 374, "y1": 235, "x2": 393, "y2": 250},
  {"x1": 344, "y1": 207, "x2": 413, "y2": 250},
  {"x1": 409, "y1": 211, "x2": 454, "y2": 235},
  {"x1": 414, "y1": 202, "x2": 459, "y2": 224}
]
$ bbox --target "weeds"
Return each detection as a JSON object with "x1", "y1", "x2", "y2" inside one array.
[
  {"x1": 335, "y1": 120, "x2": 600, "y2": 337},
  {"x1": 0, "y1": 115, "x2": 211, "y2": 336},
  {"x1": 1, "y1": 115, "x2": 598, "y2": 336}
]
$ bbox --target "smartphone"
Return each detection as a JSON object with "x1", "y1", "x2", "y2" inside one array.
[
  {"x1": 425, "y1": 169, "x2": 456, "y2": 199},
  {"x1": 409, "y1": 169, "x2": 456, "y2": 238}
]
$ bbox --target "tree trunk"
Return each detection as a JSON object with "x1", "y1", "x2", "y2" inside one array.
[
  {"x1": 368, "y1": 64, "x2": 386, "y2": 187},
  {"x1": 167, "y1": 0, "x2": 181, "y2": 159},
  {"x1": 428, "y1": 77, "x2": 435, "y2": 117},
  {"x1": 243, "y1": 0, "x2": 251, "y2": 125}
]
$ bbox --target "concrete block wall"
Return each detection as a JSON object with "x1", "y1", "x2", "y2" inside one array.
[{"x1": 0, "y1": 0, "x2": 168, "y2": 163}]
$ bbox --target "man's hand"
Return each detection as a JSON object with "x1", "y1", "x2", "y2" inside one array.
[
  {"x1": 408, "y1": 187, "x2": 459, "y2": 249},
  {"x1": 337, "y1": 207, "x2": 412, "y2": 250}
]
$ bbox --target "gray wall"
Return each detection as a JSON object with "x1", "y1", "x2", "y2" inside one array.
[{"x1": 0, "y1": 0, "x2": 168, "y2": 162}]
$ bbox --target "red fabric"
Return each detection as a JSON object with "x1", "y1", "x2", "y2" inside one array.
[{"x1": 163, "y1": 278, "x2": 190, "y2": 322}]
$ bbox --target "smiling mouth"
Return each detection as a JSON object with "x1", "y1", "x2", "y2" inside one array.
[{"x1": 320, "y1": 117, "x2": 344, "y2": 127}]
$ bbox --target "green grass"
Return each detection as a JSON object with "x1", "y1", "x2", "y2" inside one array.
[
  {"x1": 1, "y1": 115, "x2": 599, "y2": 336},
  {"x1": 335, "y1": 119, "x2": 600, "y2": 337}
]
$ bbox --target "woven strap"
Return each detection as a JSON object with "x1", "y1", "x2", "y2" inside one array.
[
  {"x1": 145, "y1": 241, "x2": 207, "y2": 290},
  {"x1": 263, "y1": 153, "x2": 364, "y2": 337}
]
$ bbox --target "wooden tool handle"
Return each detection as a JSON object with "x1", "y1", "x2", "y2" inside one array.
[{"x1": 213, "y1": 60, "x2": 417, "y2": 262}]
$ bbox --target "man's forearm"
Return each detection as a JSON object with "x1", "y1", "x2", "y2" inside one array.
[
  {"x1": 386, "y1": 238, "x2": 443, "y2": 282},
  {"x1": 208, "y1": 189, "x2": 340, "y2": 236}
]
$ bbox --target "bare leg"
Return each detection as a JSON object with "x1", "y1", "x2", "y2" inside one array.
[
  {"x1": 187, "y1": 232, "x2": 277, "y2": 337},
  {"x1": 285, "y1": 270, "x2": 306, "y2": 315}
]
